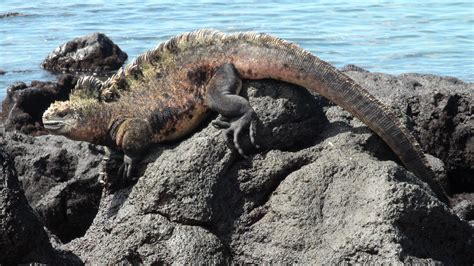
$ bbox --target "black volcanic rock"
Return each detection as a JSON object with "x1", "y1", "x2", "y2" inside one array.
[
  {"x1": 341, "y1": 67, "x2": 473, "y2": 195},
  {"x1": 0, "y1": 74, "x2": 77, "y2": 134},
  {"x1": 1, "y1": 72, "x2": 472, "y2": 264},
  {"x1": 0, "y1": 143, "x2": 81, "y2": 264},
  {"x1": 62, "y1": 78, "x2": 472, "y2": 264},
  {"x1": 0, "y1": 12, "x2": 26, "y2": 19},
  {"x1": 42, "y1": 32, "x2": 128, "y2": 73},
  {"x1": 1, "y1": 131, "x2": 103, "y2": 244},
  {"x1": 0, "y1": 144, "x2": 48, "y2": 263}
]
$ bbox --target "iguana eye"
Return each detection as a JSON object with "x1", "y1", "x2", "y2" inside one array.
[{"x1": 57, "y1": 111, "x2": 69, "y2": 118}]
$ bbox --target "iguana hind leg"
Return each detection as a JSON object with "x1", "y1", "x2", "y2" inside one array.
[{"x1": 206, "y1": 63, "x2": 258, "y2": 156}]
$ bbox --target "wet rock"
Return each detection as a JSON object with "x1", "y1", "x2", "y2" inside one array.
[
  {"x1": 0, "y1": 12, "x2": 26, "y2": 18},
  {"x1": 42, "y1": 32, "x2": 128, "y2": 73},
  {"x1": 0, "y1": 69, "x2": 5, "y2": 75},
  {"x1": 342, "y1": 67, "x2": 474, "y2": 195},
  {"x1": 340, "y1": 64, "x2": 370, "y2": 73},
  {"x1": 1, "y1": 130, "x2": 103, "y2": 244},
  {"x1": 0, "y1": 74, "x2": 77, "y2": 134},
  {"x1": 0, "y1": 144, "x2": 81, "y2": 264}
]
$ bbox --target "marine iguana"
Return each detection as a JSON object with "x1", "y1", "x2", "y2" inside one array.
[{"x1": 42, "y1": 29, "x2": 447, "y2": 201}]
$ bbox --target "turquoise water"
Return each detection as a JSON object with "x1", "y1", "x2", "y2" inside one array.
[{"x1": 1, "y1": 0, "x2": 473, "y2": 100}]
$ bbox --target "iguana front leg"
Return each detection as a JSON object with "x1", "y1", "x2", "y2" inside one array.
[
  {"x1": 107, "y1": 118, "x2": 152, "y2": 188},
  {"x1": 206, "y1": 63, "x2": 258, "y2": 156},
  {"x1": 99, "y1": 147, "x2": 127, "y2": 189}
]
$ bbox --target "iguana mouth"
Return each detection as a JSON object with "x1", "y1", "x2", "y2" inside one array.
[{"x1": 43, "y1": 120, "x2": 65, "y2": 130}]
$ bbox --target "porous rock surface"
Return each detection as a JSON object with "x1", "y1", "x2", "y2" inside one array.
[
  {"x1": 0, "y1": 142, "x2": 81, "y2": 264},
  {"x1": 0, "y1": 130, "x2": 103, "y2": 244},
  {"x1": 1, "y1": 71, "x2": 473, "y2": 264},
  {"x1": 41, "y1": 32, "x2": 127, "y2": 73},
  {"x1": 342, "y1": 68, "x2": 473, "y2": 195}
]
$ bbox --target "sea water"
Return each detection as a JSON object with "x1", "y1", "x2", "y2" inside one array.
[{"x1": 1, "y1": 0, "x2": 473, "y2": 100}]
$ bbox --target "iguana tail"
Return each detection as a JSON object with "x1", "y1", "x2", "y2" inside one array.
[{"x1": 225, "y1": 32, "x2": 448, "y2": 203}]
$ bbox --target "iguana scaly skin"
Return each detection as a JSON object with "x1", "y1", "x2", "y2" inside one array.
[{"x1": 42, "y1": 29, "x2": 447, "y2": 201}]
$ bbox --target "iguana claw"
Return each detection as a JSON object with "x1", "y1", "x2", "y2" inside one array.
[
  {"x1": 117, "y1": 155, "x2": 135, "y2": 184},
  {"x1": 223, "y1": 111, "x2": 257, "y2": 157},
  {"x1": 249, "y1": 119, "x2": 259, "y2": 149},
  {"x1": 212, "y1": 116, "x2": 231, "y2": 129},
  {"x1": 100, "y1": 148, "x2": 138, "y2": 190}
]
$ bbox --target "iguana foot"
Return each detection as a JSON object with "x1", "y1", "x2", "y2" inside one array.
[
  {"x1": 213, "y1": 115, "x2": 259, "y2": 154},
  {"x1": 99, "y1": 147, "x2": 123, "y2": 186},
  {"x1": 224, "y1": 110, "x2": 257, "y2": 157},
  {"x1": 249, "y1": 118, "x2": 259, "y2": 149},
  {"x1": 117, "y1": 155, "x2": 137, "y2": 183},
  {"x1": 99, "y1": 147, "x2": 142, "y2": 191},
  {"x1": 105, "y1": 155, "x2": 139, "y2": 191},
  {"x1": 206, "y1": 63, "x2": 259, "y2": 157},
  {"x1": 212, "y1": 116, "x2": 231, "y2": 129}
]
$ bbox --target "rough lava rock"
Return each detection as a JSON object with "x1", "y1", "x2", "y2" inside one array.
[
  {"x1": 1, "y1": 71, "x2": 473, "y2": 264},
  {"x1": 41, "y1": 32, "x2": 128, "y2": 73},
  {"x1": 0, "y1": 130, "x2": 103, "y2": 244},
  {"x1": 0, "y1": 74, "x2": 77, "y2": 134},
  {"x1": 0, "y1": 144, "x2": 50, "y2": 263},
  {"x1": 0, "y1": 142, "x2": 81, "y2": 264},
  {"x1": 451, "y1": 193, "x2": 474, "y2": 226},
  {"x1": 341, "y1": 67, "x2": 473, "y2": 195}
]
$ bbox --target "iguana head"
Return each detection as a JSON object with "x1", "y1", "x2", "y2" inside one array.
[
  {"x1": 42, "y1": 76, "x2": 107, "y2": 143},
  {"x1": 42, "y1": 96, "x2": 107, "y2": 142},
  {"x1": 42, "y1": 100, "x2": 81, "y2": 136}
]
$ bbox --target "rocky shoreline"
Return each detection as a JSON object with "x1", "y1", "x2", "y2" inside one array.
[{"x1": 0, "y1": 33, "x2": 473, "y2": 264}]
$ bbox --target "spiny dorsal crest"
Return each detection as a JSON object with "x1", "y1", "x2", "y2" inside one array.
[
  {"x1": 71, "y1": 76, "x2": 103, "y2": 100},
  {"x1": 102, "y1": 29, "x2": 311, "y2": 89}
]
